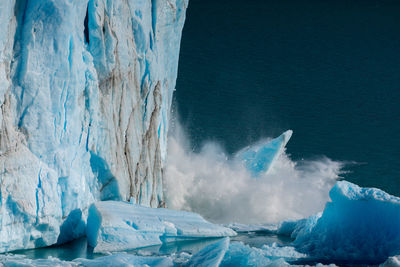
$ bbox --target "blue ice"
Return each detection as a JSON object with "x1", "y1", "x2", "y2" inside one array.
[
  {"x1": 187, "y1": 237, "x2": 230, "y2": 267},
  {"x1": 86, "y1": 201, "x2": 236, "y2": 253},
  {"x1": 236, "y1": 130, "x2": 292, "y2": 176},
  {"x1": 0, "y1": 0, "x2": 188, "y2": 253},
  {"x1": 279, "y1": 181, "x2": 400, "y2": 263}
]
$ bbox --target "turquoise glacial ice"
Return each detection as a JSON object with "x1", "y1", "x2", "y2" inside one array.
[
  {"x1": 279, "y1": 181, "x2": 400, "y2": 263},
  {"x1": 86, "y1": 201, "x2": 236, "y2": 253},
  {"x1": 187, "y1": 237, "x2": 230, "y2": 267},
  {"x1": 0, "y1": 237, "x2": 305, "y2": 267},
  {"x1": 236, "y1": 130, "x2": 292, "y2": 176},
  {"x1": 0, "y1": 0, "x2": 188, "y2": 253}
]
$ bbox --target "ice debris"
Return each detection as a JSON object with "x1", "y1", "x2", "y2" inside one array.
[
  {"x1": 75, "y1": 254, "x2": 174, "y2": 267},
  {"x1": 235, "y1": 130, "x2": 292, "y2": 176},
  {"x1": 0, "y1": 253, "x2": 174, "y2": 267},
  {"x1": 187, "y1": 237, "x2": 229, "y2": 267},
  {"x1": 0, "y1": 238, "x2": 340, "y2": 267},
  {"x1": 225, "y1": 223, "x2": 278, "y2": 233},
  {"x1": 220, "y1": 242, "x2": 304, "y2": 267}
]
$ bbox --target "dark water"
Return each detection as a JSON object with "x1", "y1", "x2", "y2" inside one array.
[
  {"x1": 13, "y1": 237, "x2": 220, "y2": 261},
  {"x1": 175, "y1": 0, "x2": 400, "y2": 196},
  {"x1": 13, "y1": 235, "x2": 290, "y2": 262}
]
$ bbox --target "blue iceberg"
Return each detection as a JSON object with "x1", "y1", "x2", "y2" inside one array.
[
  {"x1": 75, "y1": 254, "x2": 174, "y2": 267},
  {"x1": 187, "y1": 238, "x2": 230, "y2": 267},
  {"x1": 188, "y1": 238, "x2": 304, "y2": 267},
  {"x1": 278, "y1": 181, "x2": 400, "y2": 263},
  {"x1": 86, "y1": 201, "x2": 236, "y2": 253},
  {"x1": 225, "y1": 223, "x2": 278, "y2": 233},
  {"x1": 220, "y1": 242, "x2": 302, "y2": 267},
  {"x1": 235, "y1": 130, "x2": 292, "y2": 176}
]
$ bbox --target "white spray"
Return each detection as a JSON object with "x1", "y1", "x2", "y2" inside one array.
[{"x1": 165, "y1": 123, "x2": 343, "y2": 224}]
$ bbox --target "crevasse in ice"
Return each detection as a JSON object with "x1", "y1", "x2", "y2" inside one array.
[{"x1": 0, "y1": 0, "x2": 188, "y2": 252}]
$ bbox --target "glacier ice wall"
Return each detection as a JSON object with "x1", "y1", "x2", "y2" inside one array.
[{"x1": 0, "y1": 0, "x2": 188, "y2": 252}]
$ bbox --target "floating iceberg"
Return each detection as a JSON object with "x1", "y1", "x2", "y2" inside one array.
[
  {"x1": 75, "y1": 254, "x2": 174, "y2": 267},
  {"x1": 261, "y1": 243, "x2": 307, "y2": 262},
  {"x1": 225, "y1": 223, "x2": 278, "y2": 233},
  {"x1": 279, "y1": 181, "x2": 400, "y2": 263},
  {"x1": 235, "y1": 130, "x2": 292, "y2": 176},
  {"x1": 189, "y1": 238, "x2": 305, "y2": 267},
  {"x1": 86, "y1": 201, "x2": 236, "y2": 253},
  {"x1": 220, "y1": 242, "x2": 300, "y2": 267},
  {"x1": 187, "y1": 238, "x2": 230, "y2": 267}
]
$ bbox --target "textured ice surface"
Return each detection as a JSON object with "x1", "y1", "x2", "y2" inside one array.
[
  {"x1": 0, "y1": 254, "x2": 77, "y2": 267},
  {"x1": 277, "y1": 213, "x2": 322, "y2": 239},
  {"x1": 185, "y1": 237, "x2": 306, "y2": 267},
  {"x1": 0, "y1": 254, "x2": 173, "y2": 267},
  {"x1": 75, "y1": 254, "x2": 174, "y2": 267},
  {"x1": 0, "y1": 0, "x2": 187, "y2": 252},
  {"x1": 0, "y1": 239, "x2": 342, "y2": 267},
  {"x1": 281, "y1": 181, "x2": 400, "y2": 262},
  {"x1": 236, "y1": 130, "x2": 292, "y2": 176},
  {"x1": 86, "y1": 201, "x2": 236, "y2": 253},
  {"x1": 225, "y1": 223, "x2": 278, "y2": 233},
  {"x1": 187, "y1": 237, "x2": 229, "y2": 267},
  {"x1": 220, "y1": 242, "x2": 299, "y2": 267},
  {"x1": 261, "y1": 243, "x2": 306, "y2": 261}
]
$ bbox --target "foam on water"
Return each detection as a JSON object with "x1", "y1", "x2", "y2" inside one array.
[{"x1": 165, "y1": 122, "x2": 343, "y2": 224}]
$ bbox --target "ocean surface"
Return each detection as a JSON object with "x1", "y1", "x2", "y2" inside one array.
[{"x1": 175, "y1": 0, "x2": 400, "y2": 196}]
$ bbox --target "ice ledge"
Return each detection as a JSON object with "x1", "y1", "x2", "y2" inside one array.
[{"x1": 86, "y1": 201, "x2": 236, "y2": 253}]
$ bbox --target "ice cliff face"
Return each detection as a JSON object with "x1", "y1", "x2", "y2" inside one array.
[{"x1": 0, "y1": 0, "x2": 188, "y2": 252}]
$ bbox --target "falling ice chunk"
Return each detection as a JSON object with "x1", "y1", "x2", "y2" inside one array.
[{"x1": 236, "y1": 130, "x2": 293, "y2": 176}]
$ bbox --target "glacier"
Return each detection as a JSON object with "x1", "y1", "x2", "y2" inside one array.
[
  {"x1": 86, "y1": 201, "x2": 236, "y2": 253},
  {"x1": 0, "y1": 0, "x2": 188, "y2": 252},
  {"x1": 1, "y1": 0, "x2": 400, "y2": 265}
]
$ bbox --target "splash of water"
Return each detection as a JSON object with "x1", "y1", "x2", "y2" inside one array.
[{"x1": 164, "y1": 123, "x2": 343, "y2": 224}]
